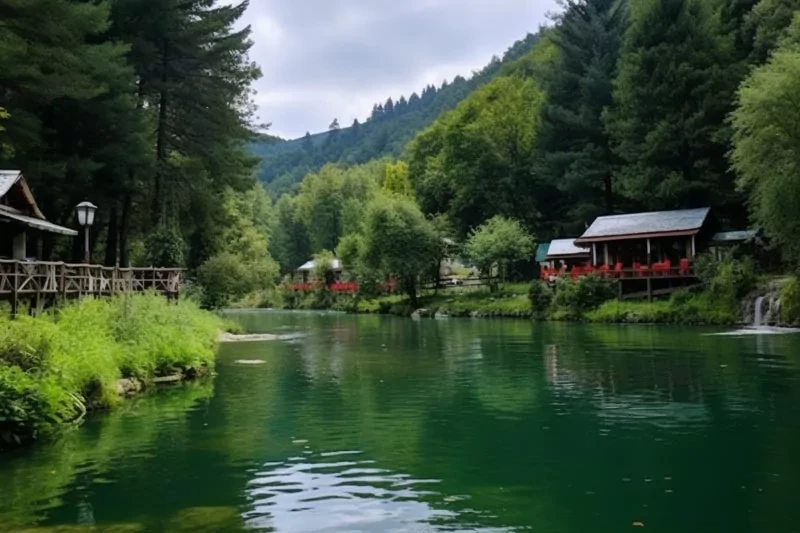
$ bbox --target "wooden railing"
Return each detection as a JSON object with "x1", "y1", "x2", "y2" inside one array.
[{"x1": 0, "y1": 260, "x2": 182, "y2": 298}]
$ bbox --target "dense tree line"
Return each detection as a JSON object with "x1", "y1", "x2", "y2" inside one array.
[
  {"x1": 271, "y1": 0, "x2": 800, "y2": 305},
  {"x1": 408, "y1": 0, "x2": 800, "y2": 256},
  {"x1": 0, "y1": 0, "x2": 262, "y2": 273}
]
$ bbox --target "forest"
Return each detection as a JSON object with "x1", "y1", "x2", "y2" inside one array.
[{"x1": 3, "y1": 0, "x2": 800, "y2": 309}]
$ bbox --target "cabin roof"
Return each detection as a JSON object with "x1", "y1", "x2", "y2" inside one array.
[
  {"x1": 711, "y1": 230, "x2": 758, "y2": 244},
  {"x1": 297, "y1": 259, "x2": 343, "y2": 272},
  {"x1": 0, "y1": 170, "x2": 22, "y2": 198},
  {"x1": 0, "y1": 170, "x2": 77, "y2": 236},
  {"x1": 575, "y1": 208, "x2": 711, "y2": 244},
  {"x1": 0, "y1": 206, "x2": 78, "y2": 236},
  {"x1": 535, "y1": 243, "x2": 550, "y2": 263},
  {"x1": 546, "y1": 238, "x2": 590, "y2": 259}
]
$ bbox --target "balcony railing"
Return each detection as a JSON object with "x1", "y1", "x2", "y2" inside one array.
[{"x1": 0, "y1": 260, "x2": 182, "y2": 298}]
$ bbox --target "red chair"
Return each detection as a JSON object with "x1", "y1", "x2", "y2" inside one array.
[
  {"x1": 571, "y1": 265, "x2": 582, "y2": 280},
  {"x1": 662, "y1": 259, "x2": 672, "y2": 276},
  {"x1": 680, "y1": 258, "x2": 690, "y2": 276},
  {"x1": 599, "y1": 264, "x2": 610, "y2": 278},
  {"x1": 614, "y1": 262, "x2": 624, "y2": 278},
  {"x1": 638, "y1": 264, "x2": 649, "y2": 278}
]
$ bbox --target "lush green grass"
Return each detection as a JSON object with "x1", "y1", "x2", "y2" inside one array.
[
  {"x1": 780, "y1": 276, "x2": 800, "y2": 325},
  {"x1": 586, "y1": 292, "x2": 737, "y2": 325},
  {"x1": 356, "y1": 290, "x2": 531, "y2": 318},
  {"x1": 0, "y1": 294, "x2": 225, "y2": 449}
]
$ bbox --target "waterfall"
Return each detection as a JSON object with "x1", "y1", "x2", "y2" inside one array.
[{"x1": 753, "y1": 296, "x2": 766, "y2": 327}]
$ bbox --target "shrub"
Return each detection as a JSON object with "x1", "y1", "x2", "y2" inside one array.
[
  {"x1": 780, "y1": 277, "x2": 800, "y2": 325},
  {"x1": 551, "y1": 275, "x2": 617, "y2": 319},
  {"x1": 0, "y1": 366, "x2": 80, "y2": 448},
  {"x1": 146, "y1": 226, "x2": 186, "y2": 267},
  {"x1": 529, "y1": 281, "x2": 553, "y2": 320},
  {"x1": 696, "y1": 252, "x2": 756, "y2": 303},
  {"x1": 0, "y1": 295, "x2": 224, "y2": 449}
]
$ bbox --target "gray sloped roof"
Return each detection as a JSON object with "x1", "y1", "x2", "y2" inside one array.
[
  {"x1": 576, "y1": 208, "x2": 711, "y2": 243},
  {"x1": 0, "y1": 206, "x2": 78, "y2": 236},
  {"x1": 546, "y1": 238, "x2": 590, "y2": 259},
  {"x1": 535, "y1": 243, "x2": 550, "y2": 263},
  {"x1": 297, "y1": 259, "x2": 343, "y2": 271},
  {"x1": 0, "y1": 170, "x2": 22, "y2": 198},
  {"x1": 712, "y1": 230, "x2": 758, "y2": 243}
]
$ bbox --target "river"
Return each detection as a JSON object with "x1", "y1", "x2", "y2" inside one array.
[{"x1": 1, "y1": 311, "x2": 800, "y2": 532}]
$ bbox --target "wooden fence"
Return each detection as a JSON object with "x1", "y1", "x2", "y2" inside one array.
[{"x1": 0, "y1": 260, "x2": 181, "y2": 312}]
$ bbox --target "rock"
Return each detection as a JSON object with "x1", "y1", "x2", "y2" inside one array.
[
  {"x1": 434, "y1": 311, "x2": 449, "y2": 319},
  {"x1": 219, "y1": 332, "x2": 279, "y2": 343},
  {"x1": 153, "y1": 374, "x2": 182, "y2": 384},
  {"x1": 116, "y1": 378, "x2": 143, "y2": 397}
]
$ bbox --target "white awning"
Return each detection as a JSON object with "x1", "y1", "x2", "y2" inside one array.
[{"x1": 0, "y1": 209, "x2": 78, "y2": 236}]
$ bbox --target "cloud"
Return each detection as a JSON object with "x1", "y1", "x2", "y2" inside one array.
[{"x1": 242, "y1": 0, "x2": 558, "y2": 139}]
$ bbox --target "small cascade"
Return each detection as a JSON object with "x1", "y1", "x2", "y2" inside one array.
[{"x1": 753, "y1": 296, "x2": 766, "y2": 328}]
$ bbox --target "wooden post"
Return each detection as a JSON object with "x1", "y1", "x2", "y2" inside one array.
[
  {"x1": 691, "y1": 235, "x2": 696, "y2": 258},
  {"x1": 60, "y1": 263, "x2": 66, "y2": 304},
  {"x1": 604, "y1": 243, "x2": 609, "y2": 266},
  {"x1": 646, "y1": 238, "x2": 651, "y2": 266},
  {"x1": 592, "y1": 244, "x2": 597, "y2": 266},
  {"x1": 11, "y1": 262, "x2": 18, "y2": 316}
]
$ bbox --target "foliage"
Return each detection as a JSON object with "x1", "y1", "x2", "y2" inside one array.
[
  {"x1": 695, "y1": 252, "x2": 756, "y2": 304},
  {"x1": 550, "y1": 275, "x2": 618, "y2": 319},
  {"x1": 586, "y1": 291, "x2": 738, "y2": 324},
  {"x1": 529, "y1": 281, "x2": 553, "y2": 320},
  {"x1": 604, "y1": 0, "x2": 746, "y2": 226},
  {"x1": 362, "y1": 196, "x2": 439, "y2": 303},
  {"x1": 539, "y1": 0, "x2": 624, "y2": 232},
  {"x1": 383, "y1": 162, "x2": 414, "y2": 197},
  {"x1": 731, "y1": 20, "x2": 800, "y2": 265},
  {"x1": 0, "y1": 295, "x2": 223, "y2": 448},
  {"x1": 464, "y1": 216, "x2": 534, "y2": 286},
  {"x1": 251, "y1": 34, "x2": 542, "y2": 194},
  {"x1": 0, "y1": 0, "x2": 260, "y2": 269},
  {"x1": 780, "y1": 276, "x2": 800, "y2": 324},
  {"x1": 146, "y1": 226, "x2": 187, "y2": 267},
  {"x1": 196, "y1": 185, "x2": 279, "y2": 308},
  {"x1": 408, "y1": 73, "x2": 547, "y2": 237}
]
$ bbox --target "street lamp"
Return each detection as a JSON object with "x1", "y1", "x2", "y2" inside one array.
[{"x1": 75, "y1": 201, "x2": 97, "y2": 264}]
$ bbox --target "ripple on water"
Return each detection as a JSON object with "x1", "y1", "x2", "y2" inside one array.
[{"x1": 242, "y1": 450, "x2": 512, "y2": 532}]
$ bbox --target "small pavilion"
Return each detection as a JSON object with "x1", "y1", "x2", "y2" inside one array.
[
  {"x1": 575, "y1": 207, "x2": 711, "y2": 273},
  {"x1": 0, "y1": 170, "x2": 77, "y2": 259}
]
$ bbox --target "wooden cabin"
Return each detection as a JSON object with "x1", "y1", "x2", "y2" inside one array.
[
  {"x1": 538, "y1": 239, "x2": 591, "y2": 281},
  {"x1": 575, "y1": 208, "x2": 711, "y2": 273},
  {"x1": 296, "y1": 258, "x2": 345, "y2": 283},
  {"x1": 0, "y1": 170, "x2": 77, "y2": 259}
]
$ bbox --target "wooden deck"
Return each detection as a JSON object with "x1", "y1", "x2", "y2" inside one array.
[{"x1": 0, "y1": 260, "x2": 182, "y2": 312}]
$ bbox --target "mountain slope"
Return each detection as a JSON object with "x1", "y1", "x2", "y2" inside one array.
[{"x1": 252, "y1": 33, "x2": 541, "y2": 195}]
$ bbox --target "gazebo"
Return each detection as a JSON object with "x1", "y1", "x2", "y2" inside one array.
[{"x1": 0, "y1": 170, "x2": 77, "y2": 259}]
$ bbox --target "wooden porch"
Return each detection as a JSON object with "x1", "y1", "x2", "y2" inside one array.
[{"x1": 0, "y1": 260, "x2": 182, "y2": 313}]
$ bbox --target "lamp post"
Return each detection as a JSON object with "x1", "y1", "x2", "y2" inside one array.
[{"x1": 75, "y1": 201, "x2": 97, "y2": 264}]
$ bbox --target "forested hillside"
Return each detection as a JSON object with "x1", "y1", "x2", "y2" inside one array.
[
  {"x1": 251, "y1": 34, "x2": 541, "y2": 194},
  {"x1": 268, "y1": 0, "x2": 800, "y2": 304}
]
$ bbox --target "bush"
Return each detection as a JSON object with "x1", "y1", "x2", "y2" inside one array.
[
  {"x1": 197, "y1": 252, "x2": 277, "y2": 309},
  {"x1": 146, "y1": 226, "x2": 186, "y2": 267},
  {"x1": 529, "y1": 281, "x2": 553, "y2": 320},
  {"x1": 780, "y1": 277, "x2": 800, "y2": 325},
  {"x1": 551, "y1": 275, "x2": 617, "y2": 319},
  {"x1": 696, "y1": 252, "x2": 756, "y2": 303},
  {"x1": 0, "y1": 295, "x2": 224, "y2": 449}
]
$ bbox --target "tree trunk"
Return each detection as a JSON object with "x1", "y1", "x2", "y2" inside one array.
[
  {"x1": 154, "y1": 39, "x2": 170, "y2": 224},
  {"x1": 119, "y1": 192, "x2": 132, "y2": 267},
  {"x1": 604, "y1": 172, "x2": 613, "y2": 212},
  {"x1": 104, "y1": 204, "x2": 119, "y2": 266}
]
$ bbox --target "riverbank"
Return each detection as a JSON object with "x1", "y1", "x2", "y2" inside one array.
[{"x1": 0, "y1": 294, "x2": 227, "y2": 450}]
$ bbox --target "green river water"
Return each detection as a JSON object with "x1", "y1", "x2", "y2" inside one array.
[{"x1": 2, "y1": 311, "x2": 800, "y2": 532}]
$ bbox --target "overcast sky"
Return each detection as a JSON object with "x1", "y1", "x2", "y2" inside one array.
[{"x1": 242, "y1": 0, "x2": 558, "y2": 139}]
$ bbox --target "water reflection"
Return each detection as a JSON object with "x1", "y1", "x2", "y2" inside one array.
[
  {"x1": 2, "y1": 314, "x2": 800, "y2": 532},
  {"x1": 243, "y1": 450, "x2": 509, "y2": 532}
]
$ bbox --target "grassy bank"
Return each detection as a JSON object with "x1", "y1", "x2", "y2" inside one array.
[
  {"x1": 585, "y1": 293, "x2": 737, "y2": 325},
  {"x1": 356, "y1": 285, "x2": 531, "y2": 318},
  {"x1": 0, "y1": 294, "x2": 225, "y2": 450}
]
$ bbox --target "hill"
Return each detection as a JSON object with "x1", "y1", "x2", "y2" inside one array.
[{"x1": 251, "y1": 33, "x2": 541, "y2": 195}]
